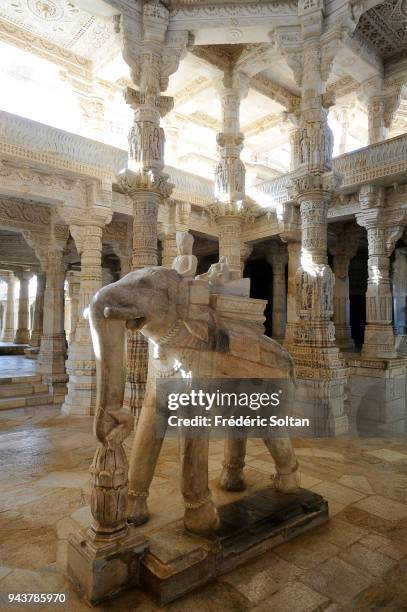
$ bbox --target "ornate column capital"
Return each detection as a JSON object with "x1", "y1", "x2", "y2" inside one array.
[
  {"x1": 117, "y1": 169, "x2": 174, "y2": 200},
  {"x1": 289, "y1": 170, "x2": 342, "y2": 202}
]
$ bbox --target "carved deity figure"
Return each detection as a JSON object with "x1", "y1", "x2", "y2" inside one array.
[
  {"x1": 196, "y1": 256, "x2": 231, "y2": 285},
  {"x1": 172, "y1": 231, "x2": 198, "y2": 279}
]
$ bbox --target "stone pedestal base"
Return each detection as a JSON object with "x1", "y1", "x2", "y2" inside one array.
[
  {"x1": 140, "y1": 488, "x2": 328, "y2": 605},
  {"x1": 67, "y1": 530, "x2": 148, "y2": 605},
  {"x1": 294, "y1": 377, "x2": 349, "y2": 436},
  {"x1": 347, "y1": 355, "x2": 407, "y2": 435},
  {"x1": 396, "y1": 335, "x2": 407, "y2": 356},
  {"x1": 62, "y1": 352, "x2": 97, "y2": 416},
  {"x1": 14, "y1": 329, "x2": 30, "y2": 344},
  {"x1": 362, "y1": 324, "x2": 397, "y2": 359},
  {"x1": 335, "y1": 324, "x2": 354, "y2": 352},
  {"x1": 290, "y1": 345, "x2": 349, "y2": 436}
]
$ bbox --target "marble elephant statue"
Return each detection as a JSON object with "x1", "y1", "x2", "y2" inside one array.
[{"x1": 89, "y1": 266, "x2": 300, "y2": 537}]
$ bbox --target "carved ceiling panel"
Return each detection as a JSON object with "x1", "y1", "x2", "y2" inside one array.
[
  {"x1": 356, "y1": 0, "x2": 407, "y2": 59},
  {"x1": 0, "y1": 0, "x2": 116, "y2": 59}
]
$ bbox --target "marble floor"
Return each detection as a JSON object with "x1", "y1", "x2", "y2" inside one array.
[
  {"x1": 0, "y1": 355, "x2": 38, "y2": 378},
  {"x1": 1, "y1": 406, "x2": 407, "y2": 611}
]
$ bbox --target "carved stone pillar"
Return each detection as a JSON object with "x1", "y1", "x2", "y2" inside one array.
[
  {"x1": 283, "y1": 112, "x2": 301, "y2": 171},
  {"x1": 0, "y1": 272, "x2": 16, "y2": 342},
  {"x1": 118, "y1": 0, "x2": 187, "y2": 418},
  {"x1": 62, "y1": 225, "x2": 105, "y2": 415},
  {"x1": 393, "y1": 247, "x2": 407, "y2": 335},
  {"x1": 284, "y1": 241, "x2": 301, "y2": 347},
  {"x1": 240, "y1": 243, "x2": 253, "y2": 277},
  {"x1": 161, "y1": 232, "x2": 178, "y2": 268},
  {"x1": 367, "y1": 97, "x2": 388, "y2": 144},
  {"x1": 30, "y1": 272, "x2": 45, "y2": 347},
  {"x1": 122, "y1": 193, "x2": 164, "y2": 417},
  {"x1": 14, "y1": 271, "x2": 31, "y2": 344},
  {"x1": 357, "y1": 187, "x2": 401, "y2": 358},
  {"x1": 65, "y1": 270, "x2": 80, "y2": 345},
  {"x1": 332, "y1": 254, "x2": 353, "y2": 351},
  {"x1": 267, "y1": 244, "x2": 288, "y2": 342},
  {"x1": 393, "y1": 247, "x2": 407, "y2": 355},
  {"x1": 212, "y1": 72, "x2": 250, "y2": 278},
  {"x1": 38, "y1": 250, "x2": 67, "y2": 402},
  {"x1": 290, "y1": 176, "x2": 348, "y2": 435},
  {"x1": 329, "y1": 226, "x2": 359, "y2": 351}
]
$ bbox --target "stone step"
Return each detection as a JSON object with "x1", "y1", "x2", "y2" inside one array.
[
  {"x1": 0, "y1": 374, "x2": 42, "y2": 385},
  {"x1": 0, "y1": 382, "x2": 49, "y2": 399},
  {"x1": 0, "y1": 392, "x2": 55, "y2": 410}
]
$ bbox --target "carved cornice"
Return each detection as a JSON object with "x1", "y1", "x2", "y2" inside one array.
[
  {"x1": 0, "y1": 196, "x2": 50, "y2": 232},
  {"x1": 0, "y1": 111, "x2": 127, "y2": 181},
  {"x1": 169, "y1": 1, "x2": 298, "y2": 27},
  {"x1": 0, "y1": 18, "x2": 92, "y2": 80}
]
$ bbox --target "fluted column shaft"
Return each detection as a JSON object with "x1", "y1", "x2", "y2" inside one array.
[
  {"x1": 14, "y1": 272, "x2": 31, "y2": 344},
  {"x1": 30, "y1": 273, "x2": 45, "y2": 347}
]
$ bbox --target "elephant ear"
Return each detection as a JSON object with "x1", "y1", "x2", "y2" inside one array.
[{"x1": 183, "y1": 319, "x2": 208, "y2": 342}]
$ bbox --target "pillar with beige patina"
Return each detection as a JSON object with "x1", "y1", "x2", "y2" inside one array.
[
  {"x1": 14, "y1": 271, "x2": 31, "y2": 344},
  {"x1": 0, "y1": 272, "x2": 16, "y2": 342},
  {"x1": 30, "y1": 272, "x2": 46, "y2": 347}
]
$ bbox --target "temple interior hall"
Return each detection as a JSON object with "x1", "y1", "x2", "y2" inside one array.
[{"x1": 1, "y1": 0, "x2": 407, "y2": 609}]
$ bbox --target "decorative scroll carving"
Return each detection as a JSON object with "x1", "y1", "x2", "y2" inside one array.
[{"x1": 0, "y1": 197, "x2": 50, "y2": 230}]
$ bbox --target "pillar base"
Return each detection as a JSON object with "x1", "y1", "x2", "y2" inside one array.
[
  {"x1": 67, "y1": 529, "x2": 148, "y2": 605},
  {"x1": 290, "y1": 345, "x2": 349, "y2": 436},
  {"x1": 396, "y1": 335, "x2": 407, "y2": 356},
  {"x1": 362, "y1": 324, "x2": 397, "y2": 359},
  {"x1": 0, "y1": 330, "x2": 15, "y2": 343},
  {"x1": 62, "y1": 349, "x2": 96, "y2": 416},
  {"x1": 30, "y1": 330, "x2": 42, "y2": 347},
  {"x1": 335, "y1": 325, "x2": 354, "y2": 351},
  {"x1": 14, "y1": 330, "x2": 30, "y2": 344},
  {"x1": 346, "y1": 354, "x2": 407, "y2": 435}
]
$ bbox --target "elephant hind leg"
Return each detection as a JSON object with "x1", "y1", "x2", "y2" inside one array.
[
  {"x1": 181, "y1": 435, "x2": 220, "y2": 536},
  {"x1": 219, "y1": 436, "x2": 247, "y2": 492},
  {"x1": 264, "y1": 437, "x2": 300, "y2": 493}
]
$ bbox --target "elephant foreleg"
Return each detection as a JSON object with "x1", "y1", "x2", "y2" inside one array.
[
  {"x1": 127, "y1": 384, "x2": 167, "y2": 525},
  {"x1": 263, "y1": 437, "x2": 300, "y2": 493},
  {"x1": 219, "y1": 436, "x2": 247, "y2": 491},
  {"x1": 181, "y1": 433, "x2": 220, "y2": 535}
]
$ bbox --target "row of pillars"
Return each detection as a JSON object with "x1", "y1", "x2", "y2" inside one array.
[{"x1": 0, "y1": 271, "x2": 45, "y2": 346}]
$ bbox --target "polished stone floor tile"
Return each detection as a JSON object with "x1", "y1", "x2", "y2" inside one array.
[{"x1": 0, "y1": 406, "x2": 407, "y2": 609}]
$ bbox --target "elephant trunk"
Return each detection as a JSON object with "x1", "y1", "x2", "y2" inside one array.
[{"x1": 89, "y1": 300, "x2": 127, "y2": 443}]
